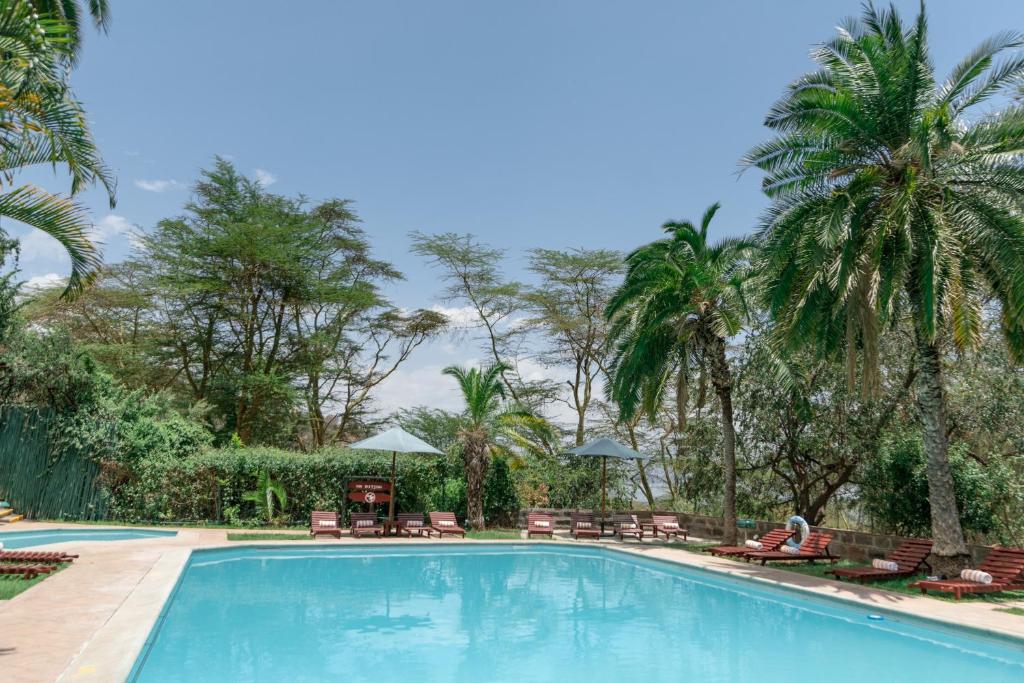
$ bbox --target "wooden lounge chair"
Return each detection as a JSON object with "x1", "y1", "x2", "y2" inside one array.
[
  {"x1": 612, "y1": 514, "x2": 643, "y2": 541},
  {"x1": 570, "y1": 512, "x2": 601, "y2": 540},
  {"x1": 429, "y1": 512, "x2": 466, "y2": 538},
  {"x1": 396, "y1": 512, "x2": 432, "y2": 538},
  {"x1": 0, "y1": 564, "x2": 54, "y2": 580},
  {"x1": 707, "y1": 528, "x2": 795, "y2": 557},
  {"x1": 831, "y1": 539, "x2": 933, "y2": 583},
  {"x1": 652, "y1": 514, "x2": 687, "y2": 541},
  {"x1": 634, "y1": 510, "x2": 656, "y2": 536},
  {"x1": 910, "y1": 547, "x2": 1024, "y2": 600},
  {"x1": 745, "y1": 532, "x2": 837, "y2": 565},
  {"x1": 526, "y1": 513, "x2": 555, "y2": 539},
  {"x1": 0, "y1": 550, "x2": 78, "y2": 564},
  {"x1": 310, "y1": 511, "x2": 342, "y2": 539},
  {"x1": 349, "y1": 512, "x2": 383, "y2": 538}
]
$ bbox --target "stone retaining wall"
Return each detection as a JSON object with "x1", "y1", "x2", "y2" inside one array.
[{"x1": 517, "y1": 508, "x2": 991, "y2": 564}]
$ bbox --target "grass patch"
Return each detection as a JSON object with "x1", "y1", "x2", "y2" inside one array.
[
  {"x1": 996, "y1": 607, "x2": 1024, "y2": 617},
  {"x1": 39, "y1": 519, "x2": 307, "y2": 531},
  {"x1": 227, "y1": 532, "x2": 311, "y2": 541},
  {"x1": 0, "y1": 563, "x2": 68, "y2": 600},
  {"x1": 467, "y1": 529, "x2": 523, "y2": 540}
]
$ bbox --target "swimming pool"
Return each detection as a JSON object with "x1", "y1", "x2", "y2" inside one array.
[
  {"x1": 0, "y1": 527, "x2": 177, "y2": 549},
  {"x1": 130, "y1": 544, "x2": 1024, "y2": 682}
]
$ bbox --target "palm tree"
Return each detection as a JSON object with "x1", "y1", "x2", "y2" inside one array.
[
  {"x1": 0, "y1": 2, "x2": 115, "y2": 294},
  {"x1": 443, "y1": 362, "x2": 551, "y2": 530},
  {"x1": 745, "y1": 3, "x2": 1024, "y2": 574},
  {"x1": 606, "y1": 203, "x2": 753, "y2": 545},
  {"x1": 33, "y1": 1, "x2": 111, "y2": 61},
  {"x1": 242, "y1": 470, "x2": 287, "y2": 523}
]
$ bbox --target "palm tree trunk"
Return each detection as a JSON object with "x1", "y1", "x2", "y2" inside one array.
[
  {"x1": 708, "y1": 334, "x2": 737, "y2": 545},
  {"x1": 464, "y1": 435, "x2": 489, "y2": 530},
  {"x1": 915, "y1": 331, "x2": 970, "y2": 576}
]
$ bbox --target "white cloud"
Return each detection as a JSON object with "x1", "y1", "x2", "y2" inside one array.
[
  {"x1": 17, "y1": 230, "x2": 68, "y2": 264},
  {"x1": 430, "y1": 304, "x2": 480, "y2": 329},
  {"x1": 254, "y1": 169, "x2": 277, "y2": 187},
  {"x1": 134, "y1": 179, "x2": 184, "y2": 193},
  {"x1": 89, "y1": 214, "x2": 133, "y2": 242},
  {"x1": 22, "y1": 272, "x2": 66, "y2": 293},
  {"x1": 372, "y1": 364, "x2": 465, "y2": 415}
]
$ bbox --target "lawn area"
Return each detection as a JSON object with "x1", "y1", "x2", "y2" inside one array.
[
  {"x1": 996, "y1": 607, "x2": 1024, "y2": 617},
  {"x1": 0, "y1": 564, "x2": 68, "y2": 600},
  {"x1": 227, "y1": 532, "x2": 310, "y2": 541},
  {"x1": 466, "y1": 529, "x2": 523, "y2": 540},
  {"x1": 227, "y1": 529, "x2": 527, "y2": 541}
]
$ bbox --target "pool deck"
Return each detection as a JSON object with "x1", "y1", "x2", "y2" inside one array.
[{"x1": 1, "y1": 522, "x2": 1022, "y2": 682}]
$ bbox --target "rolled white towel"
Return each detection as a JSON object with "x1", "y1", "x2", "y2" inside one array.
[
  {"x1": 872, "y1": 559, "x2": 899, "y2": 572},
  {"x1": 744, "y1": 540, "x2": 764, "y2": 551},
  {"x1": 780, "y1": 545, "x2": 801, "y2": 555},
  {"x1": 961, "y1": 569, "x2": 993, "y2": 584}
]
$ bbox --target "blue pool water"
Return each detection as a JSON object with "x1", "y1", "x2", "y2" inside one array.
[
  {"x1": 0, "y1": 527, "x2": 177, "y2": 549},
  {"x1": 131, "y1": 544, "x2": 1024, "y2": 682}
]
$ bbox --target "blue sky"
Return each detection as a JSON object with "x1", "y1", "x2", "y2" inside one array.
[{"x1": 13, "y1": 0, "x2": 1024, "y2": 415}]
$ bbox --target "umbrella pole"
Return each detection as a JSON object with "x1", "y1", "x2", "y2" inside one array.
[
  {"x1": 389, "y1": 451, "x2": 397, "y2": 524},
  {"x1": 601, "y1": 456, "x2": 607, "y2": 535}
]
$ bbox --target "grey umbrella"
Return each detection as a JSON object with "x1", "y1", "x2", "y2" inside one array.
[
  {"x1": 349, "y1": 427, "x2": 444, "y2": 523},
  {"x1": 562, "y1": 437, "x2": 652, "y2": 531}
]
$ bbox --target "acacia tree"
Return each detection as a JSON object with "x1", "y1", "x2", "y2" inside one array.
[
  {"x1": 411, "y1": 232, "x2": 531, "y2": 401},
  {"x1": 132, "y1": 160, "x2": 436, "y2": 445},
  {"x1": 523, "y1": 248, "x2": 622, "y2": 446},
  {"x1": 607, "y1": 204, "x2": 753, "y2": 544},
  {"x1": 745, "y1": 3, "x2": 1024, "y2": 573}
]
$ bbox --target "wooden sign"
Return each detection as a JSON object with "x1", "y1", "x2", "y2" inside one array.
[{"x1": 347, "y1": 479, "x2": 391, "y2": 504}]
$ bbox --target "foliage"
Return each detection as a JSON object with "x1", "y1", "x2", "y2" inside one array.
[
  {"x1": 746, "y1": 0, "x2": 1024, "y2": 565},
  {"x1": 242, "y1": 470, "x2": 288, "y2": 523},
  {"x1": 861, "y1": 433, "x2": 1010, "y2": 541},
  {"x1": 0, "y1": 0, "x2": 114, "y2": 294},
  {"x1": 606, "y1": 202, "x2": 753, "y2": 542}
]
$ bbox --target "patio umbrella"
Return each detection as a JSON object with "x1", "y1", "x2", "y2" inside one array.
[
  {"x1": 349, "y1": 427, "x2": 444, "y2": 523},
  {"x1": 562, "y1": 437, "x2": 652, "y2": 531}
]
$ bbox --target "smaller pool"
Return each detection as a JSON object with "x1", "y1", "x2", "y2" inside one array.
[{"x1": 0, "y1": 528, "x2": 177, "y2": 549}]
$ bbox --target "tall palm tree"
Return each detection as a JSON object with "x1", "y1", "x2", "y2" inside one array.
[
  {"x1": 0, "y1": 2, "x2": 114, "y2": 294},
  {"x1": 443, "y1": 362, "x2": 552, "y2": 530},
  {"x1": 606, "y1": 203, "x2": 753, "y2": 545},
  {"x1": 745, "y1": 2, "x2": 1024, "y2": 574}
]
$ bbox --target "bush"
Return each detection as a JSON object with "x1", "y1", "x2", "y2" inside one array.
[
  {"x1": 860, "y1": 432, "x2": 1013, "y2": 540},
  {"x1": 108, "y1": 447, "x2": 445, "y2": 525}
]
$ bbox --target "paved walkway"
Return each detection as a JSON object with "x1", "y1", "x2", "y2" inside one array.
[{"x1": 1, "y1": 522, "x2": 1022, "y2": 682}]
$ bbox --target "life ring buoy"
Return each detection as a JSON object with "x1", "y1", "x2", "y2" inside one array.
[{"x1": 785, "y1": 515, "x2": 811, "y2": 548}]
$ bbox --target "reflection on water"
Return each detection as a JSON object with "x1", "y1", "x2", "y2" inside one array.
[{"x1": 133, "y1": 546, "x2": 1024, "y2": 683}]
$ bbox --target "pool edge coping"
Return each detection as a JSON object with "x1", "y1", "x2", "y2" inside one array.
[{"x1": 62, "y1": 538, "x2": 1024, "y2": 682}]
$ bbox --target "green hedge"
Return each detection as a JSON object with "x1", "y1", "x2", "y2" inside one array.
[{"x1": 107, "y1": 447, "x2": 520, "y2": 526}]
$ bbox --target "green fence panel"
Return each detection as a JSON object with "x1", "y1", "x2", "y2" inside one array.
[{"x1": 0, "y1": 408, "x2": 107, "y2": 520}]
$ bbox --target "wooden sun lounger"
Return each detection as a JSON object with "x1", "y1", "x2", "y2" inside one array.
[
  {"x1": 745, "y1": 532, "x2": 837, "y2": 565},
  {"x1": 310, "y1": 511, "x2": 342, "y2": 539},
  {"x1": 396, "y1": 513, "x2": 432, "y2": 538},
  {"x1": 429, "y1": 512, "x2": 466, "y2": 538},
  {"x1": 350, "y1": 512, "x2": 383, "y2": 538},
  {"x1": 612, "y1": 514, "x2": 643, "y2": 541},
  {"x1": 526, "y1": 513, "x2": 555, "y2": 539},
  {"x1": 0, "y1": 550, "x2": 78, "y2": 564},
  {"x1": 707, "y1": 528, "x2": 795, "y2": 557},
  {"x1": 910, "y1": 547, "x2": 1024, "y2": 600},
  {"x1": 570, "y1": 512, "x2": 601, "y2": 540},
  {"x1": 831, "y1": 539, "x2": 933, "y2": 583},
  {"x1": 0, "y1": 564, "x2": 54, "y2": 580},
  {"x1": 651, "y1": 514, "x2": 687, "y2": 541}
]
